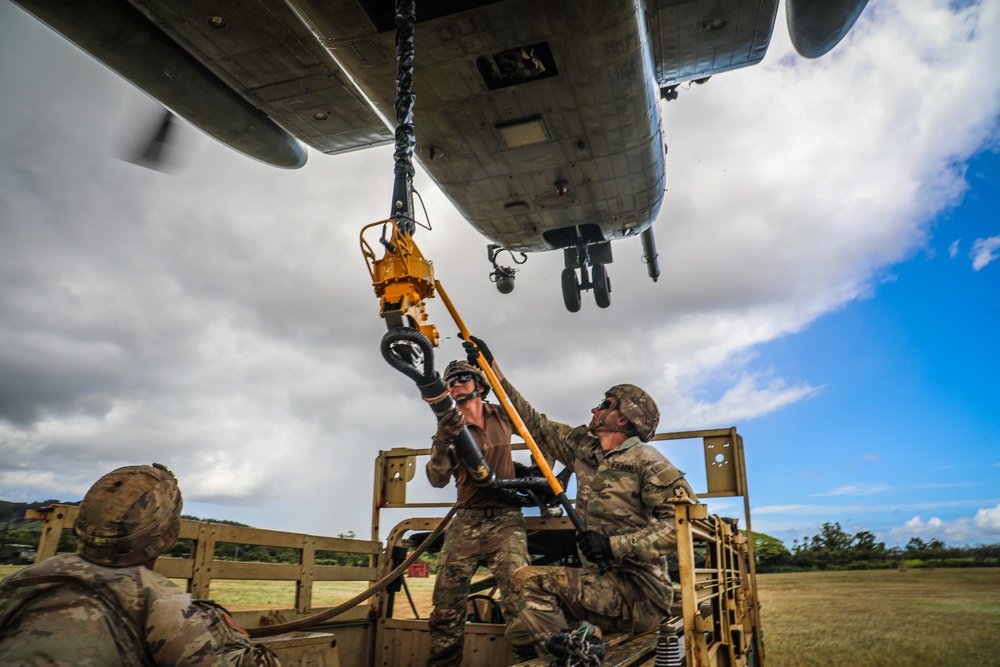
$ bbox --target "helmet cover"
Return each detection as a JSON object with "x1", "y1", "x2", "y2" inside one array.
[
  {"x1": 75, "y1": 463, "x2": 183, "y2": 567},
  {"x1": 443, "y1": 360, "x2": 490, "y2": 398},
  {"x1": 606, "y1": 384, "x2": 659, "y2": 441}
]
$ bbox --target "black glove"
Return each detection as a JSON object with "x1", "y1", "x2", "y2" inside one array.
[
  {"x1": 434, "y1": 408, "x2": 466, "y2": 446},
  {"x1": 577, "y1": 530, "x2": 613, "y2": 563},
  {"x1": 513, "y1": 461, "x2": 540, "y2": 478},
  {"x1": 462, "y1": 335, "x2": 494, "y2": 365}
]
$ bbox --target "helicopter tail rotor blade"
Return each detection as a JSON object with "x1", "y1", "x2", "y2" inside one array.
[{"x1": 130, "y1": 108, "x2": 178, "y2": 171}]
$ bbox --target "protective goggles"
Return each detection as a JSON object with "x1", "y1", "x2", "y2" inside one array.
[
  {"x1": 447, "y1": 372, "x2": 476, "y2": 387},
  {"x1": 596, "y1": 397, "x2": 619, "y2": 412}
]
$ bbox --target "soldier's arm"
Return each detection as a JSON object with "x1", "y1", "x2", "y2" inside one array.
[
  {"x1": 609, "y1": 464, "x2": 695, "y2": 562},
  {"x1": 499, "y1": 376, "x2": 577, "y2": 466},
  {"x1": 426, "y1": 407, "x2": 465, "y2": 488},
  {"x1": 144, "y1": 583, "x2": 280, "y2": 666},
  {"x1": 426, "y1": 435, "x2": 456, "y2": 488}
]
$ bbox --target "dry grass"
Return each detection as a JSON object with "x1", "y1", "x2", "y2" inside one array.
[
  {"x1": 196, "y1": 577, "x2": 438, "y2": 616},
  {"x1": 757, "y1": 568, "x2": 1000, "y2": 667},
  {"x1": 6, "y1": 564, "x2": 999, "y2": 666},
  {"x1": 1, "y1": 563, "x2": 438, "y2": 614}
]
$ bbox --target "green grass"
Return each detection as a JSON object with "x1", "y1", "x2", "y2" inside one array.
[
  {"x1": 0, "y1": 565, "x2": 27, "y2": 580},
  {"x1": 757, "y1": 567, "x2": 1000, "y2": 667}
]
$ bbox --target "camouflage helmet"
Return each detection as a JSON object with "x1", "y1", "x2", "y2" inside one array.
[
  {"x1": 443, "y1": 360, "x2": 490, "y2": 398},
  {"x1": 75, "y1": 463, "x2": 183, "y2": 567},
  {"x1": 606, "y1": 384, "x2": 659, "y2": 441}
]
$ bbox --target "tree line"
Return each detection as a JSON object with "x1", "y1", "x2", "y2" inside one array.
[
  {"x1": 7, "y1": 501, "x2": 999, "y2": 573},
  {"x1": 1, "y1": 500, "x2": 370, "y2": 568},
  {"x1": 752, "y1": 522, "x2": 1000, "y2": 572}
]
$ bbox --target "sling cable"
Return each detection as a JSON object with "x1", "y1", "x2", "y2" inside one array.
[
  {"x1": 250, "y1": 0, "x2": 599, "y2": 639},
  {"x1": 358, "y1": 0, "x2": 608, "y2": 574}
]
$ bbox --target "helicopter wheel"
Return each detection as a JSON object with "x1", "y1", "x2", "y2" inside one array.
[
  {"x1": 593, "y1": 263, "x2": 611, "y2": 308},
  {"x1": 561, "y1": 268, "x2": 581, "y2": 312}
]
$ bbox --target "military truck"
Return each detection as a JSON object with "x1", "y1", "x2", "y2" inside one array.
[
  {"x1": 28, "y1": 427, "x2": 764, "y2": 666},
  {"x1": 0, "y1": 545, "x2": 36, "y2": 566}
]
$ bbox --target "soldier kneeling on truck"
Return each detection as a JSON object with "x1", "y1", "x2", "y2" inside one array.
[{"x1": 463, "y1": 336, "x2": 697, "y2": 664}]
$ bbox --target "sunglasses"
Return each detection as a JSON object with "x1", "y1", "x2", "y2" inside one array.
[
  {"x1": 596, "y1": 397, "x2": 619, "y2": 412},
  {"x1": 447, "y1": 372, "x2": 476, "y2": 387}
]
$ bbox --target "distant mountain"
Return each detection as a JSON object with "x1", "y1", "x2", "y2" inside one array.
[
  {"x1": 1, "y1": 499, "x2": 249, "y2": 550},
  {"x1": 1, "y1": 499, "x2": 79, "y2": 535},
  {"x1": 1, "y1": 499, "x2": 77, "y2": 523}
]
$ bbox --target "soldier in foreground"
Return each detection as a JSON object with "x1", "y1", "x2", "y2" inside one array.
[
  {"x1": 0, "y1": 463, "x2": 280, "y2": 666},
  {"x1": 463, "y1": 337, "x2": 696, "y2": 662},
  {"x1": 425, "y1": 360, "x2": 531, "y2": 666}
]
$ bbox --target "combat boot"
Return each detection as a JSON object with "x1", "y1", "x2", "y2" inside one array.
[
  {"x1": 543, "y1": 630, "x2": 571, "y2": 658},
  {"x1": 543, "y1": 626, "x2": 605, "y2": 664}
]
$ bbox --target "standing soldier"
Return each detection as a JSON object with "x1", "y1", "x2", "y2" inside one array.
[
  {"x1": 425, "y1": 360, "x2": 530, "y2": 667},
  {"x1": 461, "y1": 337, "x2": 696, "y2": 661},
  {"x1": 0, "y1": 463, "x2": 280, "y2": 666}
]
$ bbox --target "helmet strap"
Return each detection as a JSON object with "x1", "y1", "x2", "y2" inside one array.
[
  {"x1": 454, "y1": 389, "x2": 481, "y2": 403},
  {"x1": 588, "y1": 409, "x2": 631, "y2": 435}
]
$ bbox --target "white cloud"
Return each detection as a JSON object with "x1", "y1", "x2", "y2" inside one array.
[
  {"x1": 755, "y1": 498, "x2": 1000, "y2": 515},
  {"x1": 1, "y1": 0, "x2": 999, "y2": 537},
  {"x1": 888, "y1": 515, "x2": 979, "y2": 545},
  {"x1": 753, "y1": 504, "x2": 814, "y2": 515},
  {"x1": 753, "y1": 504, "x2": 1000, "y2": 547},
  {"x1": 813, "y1": 484, "x2": 892, "y2": 497},
  {"x1": 949, "y1": 239, "x2": 961, "y2": 258},
  {"x1": 971, "y1": 236, "x2": 1000, "y2": 270},
  {"x1": 973, "y1": 504, "x2": 1000, "y2": 535},
  {"x1": 864, "y1": 454, "x2": 881, "y2": 462}
]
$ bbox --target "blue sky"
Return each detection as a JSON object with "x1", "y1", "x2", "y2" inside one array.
[
  {"x1": 744, "y1": 149, "x2": 1000, "y2": 546},
  {"x1": 1, "y1": 0, "x2": 998, "y2": 549}
]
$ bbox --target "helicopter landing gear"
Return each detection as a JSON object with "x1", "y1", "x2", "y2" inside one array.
[
  {"x1": 561, "y1": 242, "x2": 613, "y2": 312},
  {"x1": 592, "y1": 262, "x2": 611, "y2": 309},
  {"x1": 561, "y1": 268, "x2": 581, "y2": 312}
]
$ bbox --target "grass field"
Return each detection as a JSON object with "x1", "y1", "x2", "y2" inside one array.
[
  {"x1": 757, "y1": 568, "x2": 1000, "y2": 667},
  {"x1": 3, "y1": 564, "x2": 998, "y2": 665},
  {"x1": 0, "y1": 564, "x2": 441, "y2": 616}
]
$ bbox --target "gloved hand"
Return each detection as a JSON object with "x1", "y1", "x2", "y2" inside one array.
[
  {"x1": 462, "y1": 334, "x2": 494, "y2": 365},
  {"x1": 434, "y1": 407, "x2": 466, "y2": 447},
  {"x1": 577, "y1": 530, "x2": 613, "y2": 563},
  {"x1": 513, "y1": 461, "x2": 541, "y2": 479}
]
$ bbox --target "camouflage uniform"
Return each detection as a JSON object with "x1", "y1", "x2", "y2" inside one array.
[
  {"x1": 0, "y1": 552, "x2": 279, "y2": 666},
  {"x1": 426, "y1": 401, "x2": 529, "y2": 667},
  {"x1": 500, "y1": 378, "x2": 697, "y2": 652}
]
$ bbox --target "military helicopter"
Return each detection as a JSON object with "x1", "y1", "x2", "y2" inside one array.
[{"x1": 11, "y1": 0, "x2": 868, "y2": 312}]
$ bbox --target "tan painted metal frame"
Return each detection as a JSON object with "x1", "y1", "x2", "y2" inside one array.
[
  {"x1": 29, "y1": 505, "x2": 380, "y2": 614},
  {"x1": 371, "y1": 427, "x2": 765, "y2": 667},
  {"x1": 24, "y1": 426, "x2": 763, "y2": 667}
]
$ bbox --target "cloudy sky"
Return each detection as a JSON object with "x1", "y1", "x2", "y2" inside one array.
[{"x1": 1, "y1": 0, "x2": 998, "y2": 549}]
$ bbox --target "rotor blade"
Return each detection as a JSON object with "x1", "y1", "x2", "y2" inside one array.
[{"x1": 131, "y1": 108, "x2": 177, "y2": 172}]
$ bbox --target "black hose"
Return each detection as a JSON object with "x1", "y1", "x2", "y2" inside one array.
[
  {"x1": 381, "y1": 328, "x2": 495, "y2": 487},
  {"x1": 381, "y1": 326, "x2": 434, "y2": 384},
  {"x1": 246, "y1": 505, "x2": 458, "y2": 638},
  {"x1": 379, "y1": 330, "x2": 564, "y2": 505}
]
